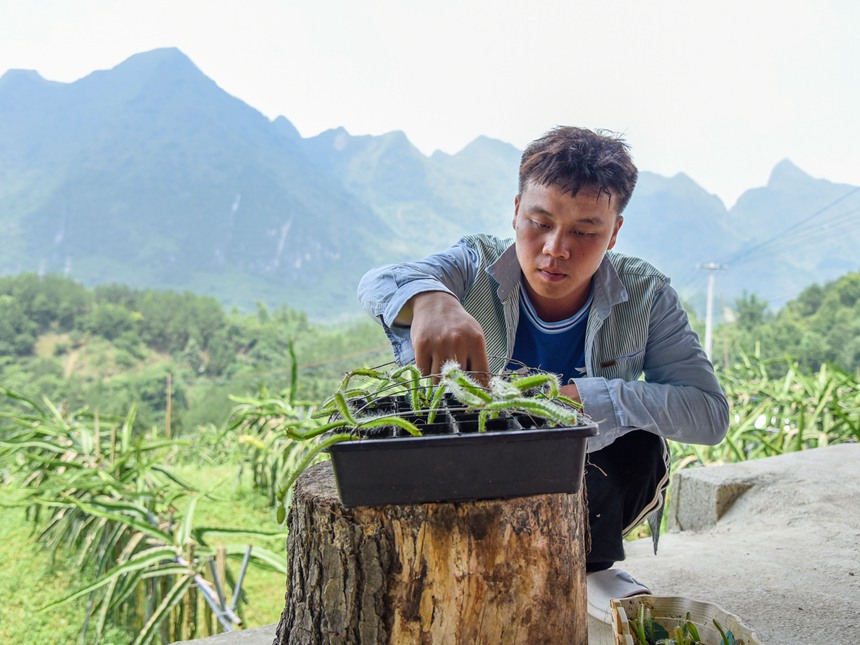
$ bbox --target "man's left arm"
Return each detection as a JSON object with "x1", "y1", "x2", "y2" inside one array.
[{"x1": 571, "y1": 284, "x2": 730, "y2": 453}]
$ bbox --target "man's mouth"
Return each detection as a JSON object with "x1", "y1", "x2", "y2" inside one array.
[{"x1": 537, "y1": 267, "x2": 566, "y2": 281}]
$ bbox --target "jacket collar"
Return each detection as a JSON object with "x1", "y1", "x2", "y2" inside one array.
[
  {"x1": 486, "y1": 243, "x2": 521, "y2": 301},
  {"x1": 591, "y1": 251, "x2": 629, "y2": 319}
]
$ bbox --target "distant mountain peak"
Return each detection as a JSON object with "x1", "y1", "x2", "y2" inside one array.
[
  {"x1": 363, "y1": 129, "x2": 422, "y2": 156},
  {"x1": 432, "y1": 135, "x2": 521, "y2": 168},
  {"x1": 767, "y1": 159, "x2": 813, "y2": 189},
  {"x1": 378, "y1": 129, "x2": 412, "y2": 147},
  {"x1": 459, "y1": 135, "x2": 521, "y2": 156},
  {"x1": 0, "y1": 68, "x2": 60, "y2": 91},
  {"x1": 124, "y1": 47, "x2": 194, "y2": 66},
  {"x1": 636, "y1": 170, "x2": 723, "y2": 205},
  {"x1": 669, "y1": 171, "x2": 698, "y2": 187},
  {"x1": 114, "y1": 47, "x2": 203, "y2": 75},
  {"x1": 331, "y1": 127, "x2": 351, "y2": 151},
  {"x1": 0, "y1": 68, "x2": 45, "y2": 83},
  {"x1": 311, "y1": 126, "x2": 353, "y2": 152},
  {"x1": 87, "y1": 47, "x2": 204, "y2": 87},
  {"x1": 65, "y1": 46, "x2": 232, "y2": 114}
]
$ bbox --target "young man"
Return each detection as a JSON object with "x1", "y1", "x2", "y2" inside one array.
[{"x1": 357, "y1": 126, "x2": 729, "y2": 622}]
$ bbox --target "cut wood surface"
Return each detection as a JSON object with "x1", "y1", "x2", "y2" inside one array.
[{"x1": 274, "y1": 461, "x2": 588, "y2": 645}]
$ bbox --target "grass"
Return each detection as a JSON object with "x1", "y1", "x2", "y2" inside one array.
[
  {"x1": 0, "y1": 461, "x2": 287, "y2": 643},
  {"x1": 0, "y1": 496, "x2": 134, "y2": 644},
  {"x1": 171, "y1": 462, "x2": 287, "y2": 631}
]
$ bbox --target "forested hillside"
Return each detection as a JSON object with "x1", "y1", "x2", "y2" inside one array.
[
  {"x1": 724, "y1": 271, "x2": 860, "y2": 373},
  {"x1": 2, "y1": 269, "x2": 859, "y2": 443},
  {"x1": 0, "y1": 273, "x2": 391, "y2": 434}
]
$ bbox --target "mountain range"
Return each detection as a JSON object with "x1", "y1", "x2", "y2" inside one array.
[{"x1": 1, "y1": 47, "x2": 858, "y2": 319}]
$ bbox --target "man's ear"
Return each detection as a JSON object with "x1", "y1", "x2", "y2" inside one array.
[
  {"x1": 607, "y1": 216, "x2": 624, "y2": 250},
  {"x1": 512, "y1": 195, "x2": 520, "y2": 231}
]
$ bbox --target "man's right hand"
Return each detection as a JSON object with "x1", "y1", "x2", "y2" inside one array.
[{"x1": 402, "y1": 292, "x2": 490, "y2": 381}]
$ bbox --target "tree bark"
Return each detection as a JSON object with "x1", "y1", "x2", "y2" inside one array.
[{"x1": 274, "y1": 461, "x2": 588, "y2": 645}]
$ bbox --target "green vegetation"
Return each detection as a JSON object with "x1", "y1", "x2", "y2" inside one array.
[
  {"x1": 0, "y1": 464, "x2": 283, "y2": 644},
  {"x1": 715, "y1": 273, "x2": 860, "y2": 374},
  {"x1": 0, "y1": 273, "x2": 391, "y2": 435},
  {"x1": 629, "y1": 607, "x2": 741, "y2": 645},
  {"x1": 670, "y1": 272, "x2": 860, "y2": 469},
  {"x1": 661, "y1": 354, "x2": 860, "y2": 482},
  {"x1": 0, "y1": 390, "x2": 286, "y2": 644},
  {"x1": 1, "y1": 271, "x2": 858, "y2": 642}
]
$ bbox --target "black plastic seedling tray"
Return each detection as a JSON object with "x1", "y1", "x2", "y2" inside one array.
[{"x1": 327, "y1": 412, "x2": 598, "y2": 507}]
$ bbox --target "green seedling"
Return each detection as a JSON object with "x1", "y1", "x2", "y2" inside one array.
[
  {"x1": 267, "y1": 361, "x2": 593, "y2": 522},
  {"x1": 629, "y1": 608, "x2": 742, "y2": 645}
]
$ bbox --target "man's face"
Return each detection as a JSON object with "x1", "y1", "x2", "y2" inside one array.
[{"x1": 513, "y1": 181, "x2": 623, "y2": 321}]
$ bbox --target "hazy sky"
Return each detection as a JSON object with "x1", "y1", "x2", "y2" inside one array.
[{"x1": 2, "y1": 0, "x2": 858, "y2": 206}]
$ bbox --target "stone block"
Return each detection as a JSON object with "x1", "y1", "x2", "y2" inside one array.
[{"x1": 669, "y1": 468, "x2": 754, "y2": 532}]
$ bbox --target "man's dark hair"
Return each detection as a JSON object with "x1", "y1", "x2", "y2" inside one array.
[{"x1": 518, "y1": 126, "x2": 638, "y2": 215}]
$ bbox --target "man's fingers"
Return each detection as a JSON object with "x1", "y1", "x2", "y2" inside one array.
[
  {"x1": 414, "y1": 347, "x2": 431, "y2": 378},
  {"x1": 468, "y1": 353, "x2": 492, "y2": 387},
  {"x1": 432, "y1": 355, "x2": 447, "y2": 383},
  {"x1": 415, "y1": 350, "x2": 447, "y2": 382},
  {"x1": 415, "y1": 347, "x2": 490, "y2": 387},
  {"x1": 408, "y1": 294, "x2": 490, "y2": 386}
]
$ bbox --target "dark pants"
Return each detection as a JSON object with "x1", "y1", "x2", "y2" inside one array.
[{"x1": 584, "y1": 430, "x2": 667, "y2": 572}]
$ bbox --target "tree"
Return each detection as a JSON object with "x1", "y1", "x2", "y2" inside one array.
[
  {"x1": 721, "y1": 273, "x2": 860, "y2": 374},
  {"x1": 0, "y1": 295, "x2": 39, "y2": 356},
  {"x1": 734, "y1": 291, "x2": 771, "y2": 331},
  {"x1": 0, "y1": 273, "x2": 92, "y2": 332},
  {"x1": 83, "y1": 303, "x2": 139, "y2": 340}
]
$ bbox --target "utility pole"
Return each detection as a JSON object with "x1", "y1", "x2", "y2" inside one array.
[
  {"x1": 697, "y1": 262, "x2": 727, "y2": 360},
  {"x1": 166, "y1": 372, "x2": 172, "y2": 439}
]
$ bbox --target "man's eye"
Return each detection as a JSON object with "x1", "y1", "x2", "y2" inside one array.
[{"x1": 530, "y1": 220, "x2": 550, "y2": 229}]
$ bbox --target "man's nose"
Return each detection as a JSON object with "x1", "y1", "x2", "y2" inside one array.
[{"x1": 543, "y1": 231, "x2": 569, "y2": 259}]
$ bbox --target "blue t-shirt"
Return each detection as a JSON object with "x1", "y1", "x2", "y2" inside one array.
[{"x1": 508, "y1": 285, "x2": 592, "y2": 383}]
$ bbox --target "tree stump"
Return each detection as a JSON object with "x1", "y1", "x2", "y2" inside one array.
[{"x1": 274, "y1": 461, "x2": 588, "y2": 645}]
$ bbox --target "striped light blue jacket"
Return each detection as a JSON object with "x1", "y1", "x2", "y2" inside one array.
[{"x1": 358, "y1": 234, "x2": 729, "y2": 453}]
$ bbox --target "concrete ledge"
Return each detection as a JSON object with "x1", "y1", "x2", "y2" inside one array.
[
  {"x1": 172, "y1": 622, "x2": 276, "y2": 645},
  {"x1": 669, "y1": 467, "x2": 755, "y2": 531}
]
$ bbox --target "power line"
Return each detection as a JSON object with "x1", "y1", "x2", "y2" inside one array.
[
  {"x1": 675, "y1": 188, "x2": 859, "y2": 297},
  {"x1": 731, "y1": 207, "x2": 860, "y2": 260},
  {"x1": 675, "y1": 270, "x2": 710, "y2": 294},
  {"x1": 706, "y1": 207, "x2": 860, "y2": 277},
  {"x1": 719, "y1": 186, "x2": 860, "y2": 267}
]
